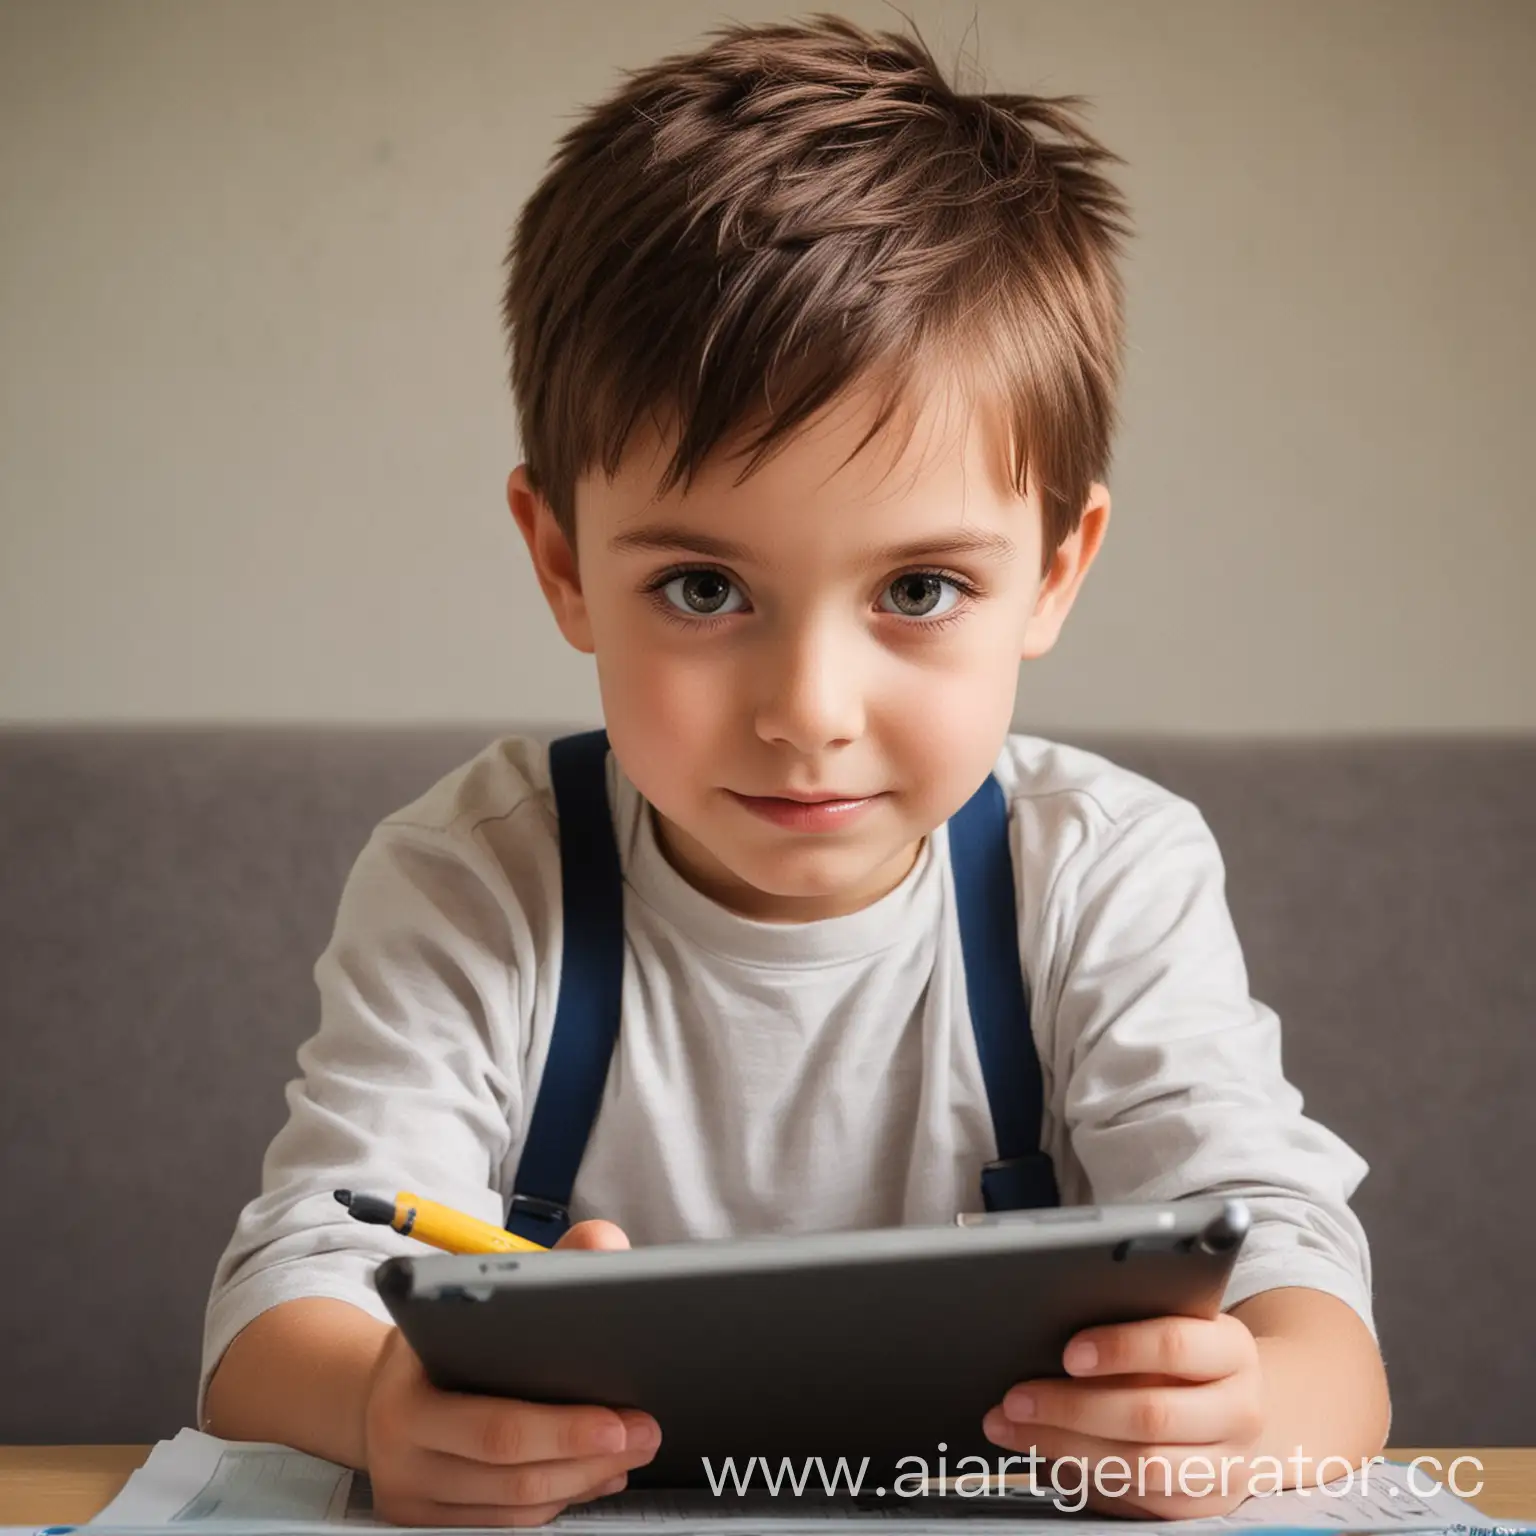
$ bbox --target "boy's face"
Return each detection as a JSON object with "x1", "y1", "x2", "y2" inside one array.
[{"x1": 510, "y1": 375, "x2": 1107, "y2": 922}]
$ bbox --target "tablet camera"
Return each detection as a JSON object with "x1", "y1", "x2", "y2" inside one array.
[{"x1": 1196, "y1": 1201, "x2": 1251, "y2": 1255}]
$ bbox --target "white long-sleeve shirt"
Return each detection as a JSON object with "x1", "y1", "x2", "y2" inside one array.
[{"x1": 200, "y1": 733, "x2": 1373, "y2": 1418}]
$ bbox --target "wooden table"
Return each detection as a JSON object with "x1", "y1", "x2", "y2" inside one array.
[{"x1": 0, "y1": 1446, "x2": 1531, "y2": 1527}]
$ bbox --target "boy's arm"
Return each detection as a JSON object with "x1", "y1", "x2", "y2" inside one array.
[
  {"x1": 200, "y1": 815, "x2": 536, "y2": 1430},
  {"x1": 1029, "y1": 791, "x2": 1379, "y2": 1337},
  {"x1": 1234, "y1": 1286, "x2": 1390, "y2": 1472},
  {"x1": 992, "y1": 789, "x2": 1386, "y2": 1510},
  {"x1": 202, "y1": 1299, "x2": 391, "y2": 1469}
]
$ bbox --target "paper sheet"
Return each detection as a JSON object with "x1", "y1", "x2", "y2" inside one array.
[{"x1": 28, "y1": 1429, "x2": 1517, "y2": 1536}]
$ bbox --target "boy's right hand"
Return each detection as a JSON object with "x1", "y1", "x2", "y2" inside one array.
[{"x1": 363, "y1": 1219, "x2": 661, "y2": 1527}]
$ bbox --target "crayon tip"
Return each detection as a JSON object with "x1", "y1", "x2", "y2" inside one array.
[
  {"x1": 334, "y1": 1189, "x2": 352, "y2": 1208},
  {"x1": 343, "y1": 1192, "x2": 397, "y2": 1225}
]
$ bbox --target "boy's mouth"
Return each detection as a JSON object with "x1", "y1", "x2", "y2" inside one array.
[{"x1": 726, "y1": 789, "x2": 887, "y2": 832}]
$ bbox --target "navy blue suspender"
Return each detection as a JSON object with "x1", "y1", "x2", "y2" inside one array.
[
  {"x1": 504, "y1": 731, "x2": 628, "y2": 1242},
  {"x1": 948, "y1": 774, "x2": 1061, "y2": 1214},
  {"x1": 505, "y1": 729, "x2": 1058, "y2": 1245}
]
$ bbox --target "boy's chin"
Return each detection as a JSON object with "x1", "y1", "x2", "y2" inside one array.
[
  {"x1": 711, "y1": 837, "x2": 923, "y2": 918},
  {"x1": 649, "y1": 797, "x2": 924, "y2": 918}
]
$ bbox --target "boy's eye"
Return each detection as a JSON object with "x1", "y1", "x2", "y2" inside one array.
[
  {"x1": 659, "y1": 569, "x2": 746, "y2": 617},
  {"x1": 879, "y1": 573, "x2": 961, "y2": 619}
]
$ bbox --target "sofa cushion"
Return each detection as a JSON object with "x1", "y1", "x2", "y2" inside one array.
[{"x1": 0, "y1": 727, "x2": 1530, "y2": 1445}]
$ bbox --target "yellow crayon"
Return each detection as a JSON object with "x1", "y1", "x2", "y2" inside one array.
[{"x1": 335, "y1": 1188, "x2": 548, "y2": 1254}]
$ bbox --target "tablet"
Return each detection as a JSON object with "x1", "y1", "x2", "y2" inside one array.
[{"x1": 374, "y1": 1198, "x2": 1249, "y2": 1491}]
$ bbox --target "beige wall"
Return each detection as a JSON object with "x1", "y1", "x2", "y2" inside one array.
[{"x1": 1, "y1": 0, "x2": 1531, "y2": 732}]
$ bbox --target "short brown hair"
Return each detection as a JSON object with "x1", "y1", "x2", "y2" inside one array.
[{"x1": 503, "y1": 12, "x2": 1130, "y2": 564}]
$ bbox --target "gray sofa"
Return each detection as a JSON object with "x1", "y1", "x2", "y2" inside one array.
[{"x1": 2, "y1": 727, "x2": 1532, "y2": 1447}]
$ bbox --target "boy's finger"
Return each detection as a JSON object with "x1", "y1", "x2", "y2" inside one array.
[
  {"x1": 980, "y1": 1416, "x2": 1212, "y2": 1501},
  {"x1": 417, "y1": 1448, "x2": 642, "y2": 1509},
  {"x1": 1060, "y1": 1314, "x2": 1249, "y2": 1381},
  {"x1": 568, "y1": 1473, "x2": 633, "y2": 1505},
  {"x1": 383, "y1": 1495, "x2": 574, "y2": 1529},
  {"x1": 417, "y1": 1395, "x2": 659, "y2": 1465},
  {"x1": 556, "y1": 1219, "x2": 631, "y2": 1251},
  {"x1": 999, "y1": 1377, "x2": 1253, "y2": 1446}
]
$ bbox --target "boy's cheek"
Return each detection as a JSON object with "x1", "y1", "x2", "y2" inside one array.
[{"x1": 597, "y1": 650, "x2": 732, "y2": 778}]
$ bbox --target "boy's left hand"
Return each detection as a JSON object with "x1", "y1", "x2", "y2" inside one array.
[{"x1": 983, "y1": 1312, "x2": 1266, "y2": 1518}]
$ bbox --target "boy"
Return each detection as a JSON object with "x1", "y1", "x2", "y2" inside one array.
[{"x1": 201, "y1": 13, "x2": 1388, "y2": 1526}]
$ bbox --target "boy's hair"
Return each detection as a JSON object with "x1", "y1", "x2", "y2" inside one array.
[{"x1": 503, "y1": 12, "x2": 1130, "y2": 564}]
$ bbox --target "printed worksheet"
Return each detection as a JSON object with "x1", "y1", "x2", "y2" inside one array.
[{"x1": 17, "y1": 1430, "x2": 1518, "y2": 1536}]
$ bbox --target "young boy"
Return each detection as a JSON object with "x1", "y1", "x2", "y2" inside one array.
[{"x1": 201, "y1": 13, "x2": 1388, "y2": 1525}]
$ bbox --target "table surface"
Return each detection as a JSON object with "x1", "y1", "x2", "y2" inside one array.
[{"x1": 0, "y1": 1445, "x2": 1530, "y2": 1527}]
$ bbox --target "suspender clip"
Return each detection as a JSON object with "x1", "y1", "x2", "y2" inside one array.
[
  {"x1": 505, "y1": 1191, "x2": 571, "y2": 1242},
  {"x1": 980, "y1": 1152, "x2": 1060, "y2": 1213}
]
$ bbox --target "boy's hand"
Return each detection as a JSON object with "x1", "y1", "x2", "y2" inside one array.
[
  {"x1": 983, "y1": 1312, "x2": 1265, "y2": 1519},
  {"x1": 364, "y1": 1220, "x2": 660, "y2": 1527}
]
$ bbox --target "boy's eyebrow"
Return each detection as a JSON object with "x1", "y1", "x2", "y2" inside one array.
[{"x1": 608, "y1": 525, "x2": 1017, "y2": 565}]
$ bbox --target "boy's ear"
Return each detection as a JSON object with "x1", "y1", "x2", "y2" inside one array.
[
  {"x1": 507, "y1": 466, "x2": 595, "y2": 654},
  {"x1": 1022, "y1": 482, "x2": 1111, "y2": 660}
]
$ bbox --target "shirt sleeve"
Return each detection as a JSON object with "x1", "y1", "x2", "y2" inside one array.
[
  {"x1": 198, "y1": 820, "x2": 526, "y2": 1423},
  {"x1": 1036, "y1": 794, "x2": 1376, "y2": 1333}
]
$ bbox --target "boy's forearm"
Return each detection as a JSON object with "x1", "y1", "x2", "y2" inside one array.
[
  {"x1": 201, "y1": 1298, "x2": 394, "y2": 1469},
  {"x1": 1232, "y1": 1287, "x2": 1391, "y2": 1480}
]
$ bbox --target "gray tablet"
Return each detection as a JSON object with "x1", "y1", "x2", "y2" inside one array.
[{"x1": 374, "y1": 1198, "x2": 1249, "y2": 1492}]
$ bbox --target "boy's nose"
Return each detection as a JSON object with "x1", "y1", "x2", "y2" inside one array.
[{"x1": 751, "y1": 622, "x2": 866, "y2": 755}]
